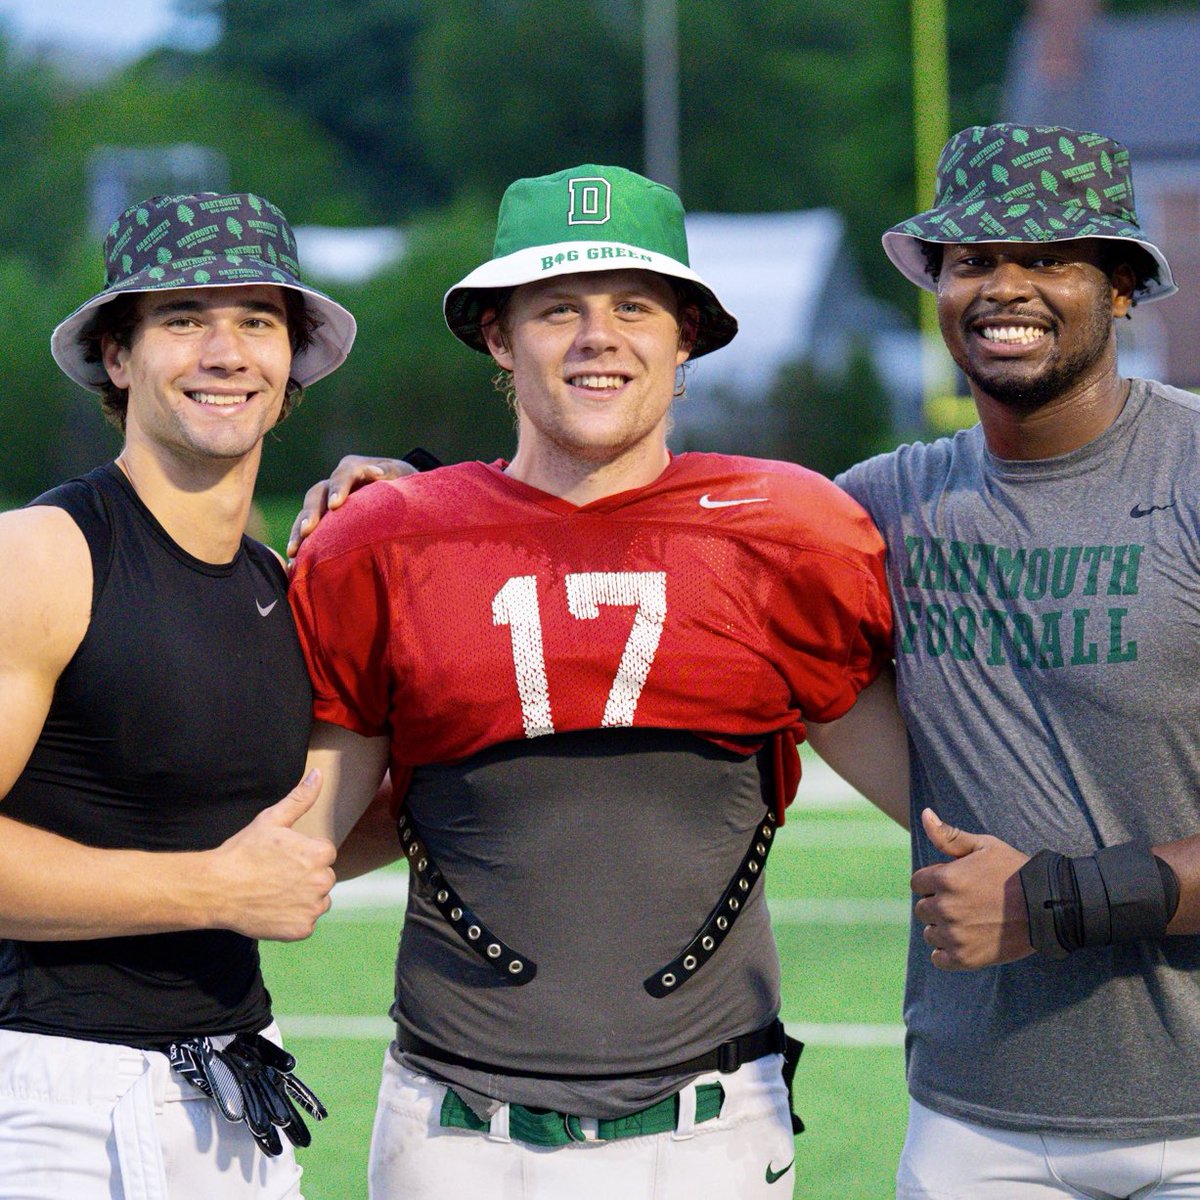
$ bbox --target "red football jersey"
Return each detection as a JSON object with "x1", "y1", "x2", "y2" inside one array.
[{"x1": 290, "y1": 453, "x2": 891, "y2": 803}]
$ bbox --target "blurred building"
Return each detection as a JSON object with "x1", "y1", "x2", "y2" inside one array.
[
  {"x1": 1006, "y1": 0, "x2": 1200, "y2": 387},
  {"x1": 292, "y1": 226, "x2": 406, "y2": 285},
  {"x1": 87, "y1": 144, "x2": 229, "y2": 236},
  {"x1": 677, "y1": 210, "x2": 921, "y2": 438}
]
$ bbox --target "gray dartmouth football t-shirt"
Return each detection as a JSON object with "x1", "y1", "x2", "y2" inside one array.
[{"x1": 838, "y1": 378, "x2": 1200, "y2": 1138}]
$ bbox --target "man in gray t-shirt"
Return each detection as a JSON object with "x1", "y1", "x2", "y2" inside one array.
[
  {"x1": 295, "y1": 125, "x2": 1200, "y2": 1195},
  {"x1": 830, "y1": 123, "x2": 1200, "y2": 1197}
]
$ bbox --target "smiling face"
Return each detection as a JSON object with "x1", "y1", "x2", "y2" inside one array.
[
  {"x1": 103, "y1": 285, "x2": 294, "y2": 469},
  {"x1": 936, "y1": 241, "x2": 1135, "y2": 412},
  {"x1": 482, "y1": 269, "x2": 693, "y2": 497}
]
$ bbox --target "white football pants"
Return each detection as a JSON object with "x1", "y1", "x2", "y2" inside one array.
[
  {"x1": 0, "y1": 1024, "x2": 304, "y2": 1200},
  {"x1": 368, "y1": 1049, "x2": 798, "y2": 1200},
  {"x1": 898, "y1": 1098, "x2": 1200, "y2": 1199}
]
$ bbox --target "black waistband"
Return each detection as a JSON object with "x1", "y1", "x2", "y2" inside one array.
[{"x1": 394, "y1": 1018, "x2": 788, "y2": 1082}]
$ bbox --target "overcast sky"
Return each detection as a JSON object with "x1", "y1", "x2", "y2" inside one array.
[{"x1": 0, "y1": 0, "x2": 214, "y2": 59}]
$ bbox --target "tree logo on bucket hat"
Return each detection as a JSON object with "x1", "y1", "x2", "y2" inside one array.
[
  {"x1": 51, "y1": 192, "x2": 357, "y2": 393},
  {"x1": 568, "y1": 177, "x2": 612, "y2": 226},
  {"x1": 882, "y1": 123, "x2": 1176, "y2": 303}
]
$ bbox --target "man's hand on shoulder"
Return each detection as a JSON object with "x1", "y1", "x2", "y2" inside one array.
[
  {"x1": 911, "y1": 809, "x2": 1034, "y2": 970},
  {"x1": 287, "y1": 455, "x2": 416, "y2": 561}
]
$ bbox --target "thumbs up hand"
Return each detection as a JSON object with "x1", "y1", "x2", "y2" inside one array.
[
  {"x1": 206, "y1": 770, "x2": 337, "y2": 942},
  {"x1": 910, "y1": 808, "x2": 1034, "y2": 971}
]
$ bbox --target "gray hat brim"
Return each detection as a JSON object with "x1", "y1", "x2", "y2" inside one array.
[
  {"x1": 443, "y1": 240, "x2": 737, "y2": 358},
  {"x1": 883, "y1": 220, "x2": 1176, "y2": 304},
  {"x1": 51, "y1": 268, "x2": 357, "y2": 392}
]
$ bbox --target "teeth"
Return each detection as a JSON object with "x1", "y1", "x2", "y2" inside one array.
[
  {"x1": 980, "y1": 326, "x2": 1046, "y2": 345},
  {"x1": 190, "y1": 392, "x2": 248, "y2": 406},
  {"x1": 569, "y1": 375, "x2": 625, "y2": 389}
]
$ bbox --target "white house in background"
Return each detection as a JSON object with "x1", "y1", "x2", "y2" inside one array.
[
  {"x1": 680, "y1": 210, "x2": 921, "y2": 436},
  {"x1": 291, "y1": 212, "x2": 923, "y2": 433},
  {"x1": 685, "y1": 210, "x2": 844, "y2": 396},
  {"x1": 292, "y1": 226, "x2": 406, "y2": 285}
]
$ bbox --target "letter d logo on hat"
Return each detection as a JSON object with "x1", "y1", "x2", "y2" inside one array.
[{"x1": 568, "y1": 177, "x2": 611, "y2": 225}]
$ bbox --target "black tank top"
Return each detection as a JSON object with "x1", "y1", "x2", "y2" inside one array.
[{"x1": 0, "y1": 463, "x2": 312, "y2": 1046}]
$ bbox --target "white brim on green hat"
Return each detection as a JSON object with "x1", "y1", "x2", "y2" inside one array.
[{"x1": 444, "y1": 165, "x2": 737, "y2": 358}]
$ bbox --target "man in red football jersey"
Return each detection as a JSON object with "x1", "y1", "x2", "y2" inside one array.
[{"x1": 292, "y1": 164, "x2": 907, "y2": 1199}]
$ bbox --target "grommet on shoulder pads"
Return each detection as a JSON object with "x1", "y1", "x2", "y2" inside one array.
[
  {"x1": 644, "y1": 806, "x2": 778, "y2": 998},
  {"x1": 394, "y1": 811, "x2": 537, "y2": 985}
]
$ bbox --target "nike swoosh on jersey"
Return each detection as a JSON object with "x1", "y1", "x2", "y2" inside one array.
[
  {"x1": 699, "y1": 494, "x2": 769, "y2": 509},
  {"x1": 256, "y1": 598, "x2": 279, "y2": 617},
  {"x1": 1129, "y1": 502, "x2": 1175, "y2": 518},
  {"x1": 765, "y1": 1158, "x2": 795, "y2": 1184}
]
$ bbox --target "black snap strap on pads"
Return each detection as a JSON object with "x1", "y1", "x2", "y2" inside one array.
[
  {"x1": 397, "y1": 810, "x2": 537, "y2": 984},
  {"x1": 400, "y1": 447, "x2": 442, "y2": 472},
  {"x1": 644, "y1": 807, "x2": 778, "y2": 998}
]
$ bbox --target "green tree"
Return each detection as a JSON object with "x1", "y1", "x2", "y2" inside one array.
[
  {"x1": 410, "y1": 0, "x2": 642, "y2": 193},
  {"x1": 682, "y1": 343, "x2": 895, "y2": 480},
  {"x1": 679, "y1": 0, "x2": 913, "y2": 307},
  {"x1": 191, "y1": 0, "x2": 437, "y2": 216},
  {"x1": 0, "y1": 41, "x2": 56, "y2": 262},
  {"x1": 769, "y1": 343, "x2": 896, "y2": 479},
  {"x1": 0, "y1": 245, "x2": 124, "y2": 501}
]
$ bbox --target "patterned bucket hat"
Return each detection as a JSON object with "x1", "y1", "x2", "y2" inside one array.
[
  {"x1": 444, "y1": 164, "x2": 737, "y2": 357},
  {"x1": 883, "y1": 124, "x2": 1175, "y2": 302},
  {"x1": 52, "y1": 192, "x2": 357, "y2": 391}
]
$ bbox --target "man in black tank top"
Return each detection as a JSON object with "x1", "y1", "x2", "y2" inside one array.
[{"x1": 0, "y1": 193, "x2": 355, "y2": 1198}]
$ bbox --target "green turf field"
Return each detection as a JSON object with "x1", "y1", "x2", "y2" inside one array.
[{"x1": 263, "y1": 753, "x2": 913, "y2": 1199}]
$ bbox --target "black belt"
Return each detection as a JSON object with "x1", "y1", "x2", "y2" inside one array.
[{"x1": 395, "y1": 1018, "x2": 790, "y2": 1081}]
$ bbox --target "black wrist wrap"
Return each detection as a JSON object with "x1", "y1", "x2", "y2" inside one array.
[{"x1": 1019, "y1": 841, "x2": 1180, "y2": 959}]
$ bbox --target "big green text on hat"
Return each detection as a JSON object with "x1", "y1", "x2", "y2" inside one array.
[
  {"x1": 883, "y1": 124, "x2": 1175, "y2": 302},
  {"x1": 444, "y1": 164, "x2": 737, "y2": 357},
  {"x1": 52, "y1": 192, "x2": 357, "y2": 391}
]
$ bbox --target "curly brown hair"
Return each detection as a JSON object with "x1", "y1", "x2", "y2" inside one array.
[{"x1": 77, "y1": 288, "x2": 319, "y2": 431}]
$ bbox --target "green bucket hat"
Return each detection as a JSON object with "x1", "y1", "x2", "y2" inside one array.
[
  {"x1": 883, "y1": 123, "x2": 1175, "y2": 302},
  {"x1": 444, "y1": 164, "x2": 737, "y2": 357},
  {"x1": 52, "y1": 192, "x2": 357, "y2": 391}
]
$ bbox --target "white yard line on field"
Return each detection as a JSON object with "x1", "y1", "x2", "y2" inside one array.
[
  {"x1": 277, "y1": 1014, "x2": 906, "y2": 1047},
  {"x1": 328, "y1": 878, "x2": 911, "y2": 924}
]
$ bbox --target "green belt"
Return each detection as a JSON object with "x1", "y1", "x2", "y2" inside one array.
[{"x1": 440, "y1": 1082, "x2": 725, "y2": 1148}]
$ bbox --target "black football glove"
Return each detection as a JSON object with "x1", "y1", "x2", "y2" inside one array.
[{"x1": 168, "y1": 1032, "x2": 327, "y2": 1157}]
